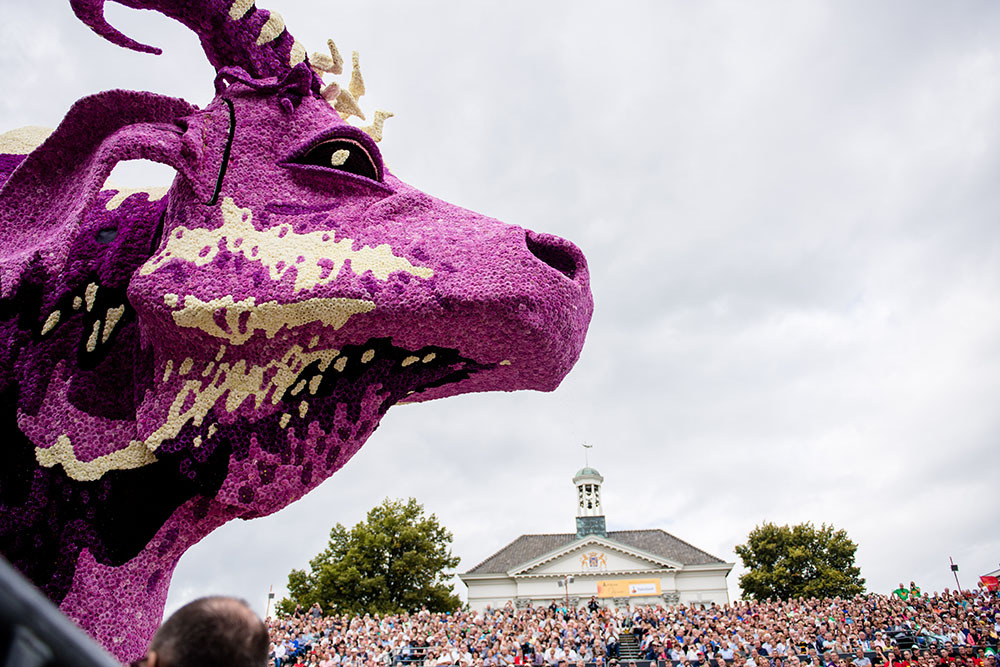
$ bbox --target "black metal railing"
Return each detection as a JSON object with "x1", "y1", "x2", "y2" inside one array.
[
  {"x1": 0, "y1": 556, "x2": 120, "y2": 667},
  {"x1": 375, "y1": 646, "x2": 995, "y2": 667}
]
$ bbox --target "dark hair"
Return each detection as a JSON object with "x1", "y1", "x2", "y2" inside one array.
[{"x1": 148, "y1": 596, "x2": 268, "y2": 667}]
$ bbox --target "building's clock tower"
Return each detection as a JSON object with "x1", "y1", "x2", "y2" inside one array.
[{"x1": 573, "y1": 467, "x2": 607, "y2": 538}]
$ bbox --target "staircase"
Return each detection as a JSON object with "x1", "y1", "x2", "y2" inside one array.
[{"x1": 619, "y1": 632, "x2": 641, "y2": 660}]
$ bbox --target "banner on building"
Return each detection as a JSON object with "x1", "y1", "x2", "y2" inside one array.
[{"x1": 596, "y1": 578, "x2": 662, "y2": 598}]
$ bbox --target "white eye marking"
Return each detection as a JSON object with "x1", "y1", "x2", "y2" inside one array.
[{"x1": 330, "y1": 148, "x2": 350, "y2": 167}]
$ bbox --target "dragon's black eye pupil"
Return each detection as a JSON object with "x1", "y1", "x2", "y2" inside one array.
[{"x1": 296, "y1": 138, "x2": 380, "y2": 181}]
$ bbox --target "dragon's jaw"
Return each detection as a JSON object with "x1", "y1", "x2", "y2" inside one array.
[{"x1": 136, "y1": 336, "x2": 493, "y2": 519}]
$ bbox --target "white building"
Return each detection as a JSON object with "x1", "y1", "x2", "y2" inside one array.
[{"x1": 459, "y1": 467, "x2": 734, "y2": 610}]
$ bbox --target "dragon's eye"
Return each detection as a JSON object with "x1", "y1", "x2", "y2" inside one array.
[{"x1": 293, "y1": 137, "x2": 380, "y2": 181}]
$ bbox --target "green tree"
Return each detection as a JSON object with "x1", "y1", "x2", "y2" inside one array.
[
  {"x1": 735, "y1": 521, "x2": 865, "y2": 600},
  {"x1": 277, "y1": 498, "x2": 461, "y2": 615}
]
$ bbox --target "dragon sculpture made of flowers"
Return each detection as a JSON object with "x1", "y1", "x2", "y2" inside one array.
[{"x1": 0, "y1": 0, "x2": 593, "y2": 660}]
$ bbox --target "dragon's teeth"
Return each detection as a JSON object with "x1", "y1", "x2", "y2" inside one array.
[
  {"x1": 86, "y1": 321, "x2": 100, "y2": 352},
  {"x1": 84, "y1": 283, "x2": 98, "y2": 312},
  {"x1": 41, "y1": 310, "x2": 60, "y2": 335}
]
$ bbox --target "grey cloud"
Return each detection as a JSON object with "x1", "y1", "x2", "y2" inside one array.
[{"x1": 3, "y1": 0, "x2": 999, "y2": 617}]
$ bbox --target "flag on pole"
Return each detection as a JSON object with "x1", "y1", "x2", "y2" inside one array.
[{"x1": 980, "y1": 575, "x2": 999, "y2": 592}]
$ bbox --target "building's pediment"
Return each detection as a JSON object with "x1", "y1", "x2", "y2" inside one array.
[{"x1": 510, "y1": 535, "x2": 682, "y2": 576}]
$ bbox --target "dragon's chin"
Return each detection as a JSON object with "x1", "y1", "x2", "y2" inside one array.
[{"x1": 139, "y1": 336, "x2": 497, "y2": 519}]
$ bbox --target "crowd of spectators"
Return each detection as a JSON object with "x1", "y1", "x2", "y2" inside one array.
[{"x1": 266, "y1": 585, "x2": 999, "y2": 667}]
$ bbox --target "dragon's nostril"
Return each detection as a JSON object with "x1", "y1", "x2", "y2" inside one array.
[{"x1": 525, "y1": 231, "x2": 582, "y2": 281}]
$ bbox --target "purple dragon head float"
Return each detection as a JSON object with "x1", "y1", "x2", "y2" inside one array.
[{"x1": 0, "y1": 0, "x2": 592, "y2": 660}]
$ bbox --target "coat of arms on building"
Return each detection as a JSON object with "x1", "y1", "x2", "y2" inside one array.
[{"x1": 580, "y1": 551, "x2": 608, "y2": 569}]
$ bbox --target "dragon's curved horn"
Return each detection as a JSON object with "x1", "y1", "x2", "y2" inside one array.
[{"x1": 69, "y1": 0, "x2": 310, "y2": 81}]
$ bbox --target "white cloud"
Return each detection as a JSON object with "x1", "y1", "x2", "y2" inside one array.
[{"x1": 4, "y1": 0, "x2": 999, "y2": 619}]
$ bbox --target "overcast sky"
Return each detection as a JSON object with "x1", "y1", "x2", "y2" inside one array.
[{"x1": 3, "y1": 1, "x2": 999, "y2": 617}]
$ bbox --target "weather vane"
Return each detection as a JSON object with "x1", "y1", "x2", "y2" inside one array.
[{"x1": 582, "y1": 442, "x2": 593, "y2": 466}]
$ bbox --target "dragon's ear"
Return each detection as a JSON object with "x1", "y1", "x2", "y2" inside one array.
[{"x1": 0, "y1": 90, "x2": 206, "y2": 297}]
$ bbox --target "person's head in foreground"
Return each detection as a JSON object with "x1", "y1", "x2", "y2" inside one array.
[{"x1": 131, "y1": 596, "x2": 268, "y2": 667}]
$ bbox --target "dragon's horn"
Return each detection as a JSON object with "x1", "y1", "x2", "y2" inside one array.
[{"x1": 69, "y1": 0, "x2": 310, "y2": 80}]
